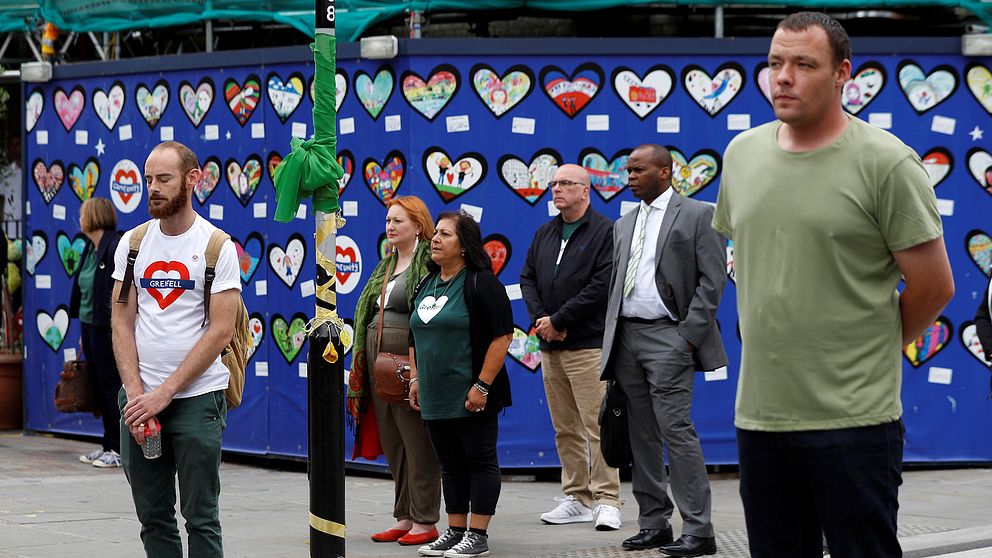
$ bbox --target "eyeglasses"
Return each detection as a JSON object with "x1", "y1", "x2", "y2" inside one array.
[{"x1": 547, "y1": 179, "x2": 586, "y2": 188}]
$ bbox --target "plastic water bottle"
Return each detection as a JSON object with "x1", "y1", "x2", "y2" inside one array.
[{"x1": 143, "y1": 422, "x2": 162, "y2": 459}]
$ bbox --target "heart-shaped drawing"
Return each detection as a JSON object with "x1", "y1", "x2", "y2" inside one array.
[
  {"x1": 135, "y1": 80, "x2": 169, "y2": 129},
  {"x1": 226, "y1": 155, "x2": 263, "y2": 207},
  {"x1": 843, "y1": 62, "x2": 886, "y2": 115},
  {"x1": 422, "y1": 147, "x2": 487, "y2": 203},
  {"x1": 402, "y1": 65, "x2": 460, "y2": 121},
  {"x1": 507, "y1": 325, "x2": 541, "y2": 372},
  {"x1": 668, "y1": 147, "x2": 721, "y2": 197},
  {"x1": 26, "y1": 88, "x2": 44, "y2": 133},
  {"x1": 498, "y1": 149, "x2": 562, "y2": 206},
  {"x1": 335, "y1": 239, "x2": 362, "y2": 289},
  {"x1": 754, "y1": 63, "x2": 772, "y2": 105},
  {"x1": 267, "y1": 71, "x2": 306, "y2": 123},
  {"x1": 959, "y1": 320, "x2": 989, "y2": 367},
  {"x1": 178, "y1": 78, "x2": 215, "y2": 128},
  {"x1": 37, "y1": 306, "x2": 70, "y2": 352},
  {"x1": 194, "y1": 157, "x2": 222, "y2": 205},
  {"x1": 903, "y1": 316, "x2": 952, "y2": 368},
  {"x1": 726, "y1": 239, "x2": 735, "y2": 283},
  {"x1": 247, "y1": 312, "x2": 265, "y2": 362},
  {"x1": 233, "y1": 232, "x2": 264, "y2": 284},
  {"x1": 612, "y1": 65, "x2": 674, "y2": 119},
  {"x1": 224, "y1": 74, "x2": 262, "y2": 127},
  {"x1": 683, "y1": 63, "x2": 744, "y2": 117},
  {"x1": 271, "y1": 312, "x2": 308, "y2": 364},
  {"x1": 56, "y1": 231, "x2": 87, "y2": 277},
  {"x1": 922, "y1": 147, "x2": 953, "y2": 189},
  {"x1": 363, "y1": 151, "x2": 405, "y2": 206},
  {"x1": 68, "y1": 158, "x2": 100, "y2": 202},
  {"x1": 377, "y1": 233, "x2": 390, "y2": 260},
  {"x1": 32, "y1": 159, "x2": 65, "y2": 204},
  {"x1": 92, "y1": 81, "x2": 126, "y2": 130},
  {"x1": 336, "y1": 70, "x2": 348, "y2": 111},
  {"x1": 967, "y1": 148, "x2": 992, "y2": 196},
  {"x1": 965, "y1": 63, "x2": 992, "y2": 115},
  {"x1": 266, "y1": 152, "x2": 282, "y2": 185},
  {"x1": 417, "y1": 295, "x2": 449, "y2": 324},
  {"x1": 470, "y1": 64, "x2": 534, "y2": 118},
  {"x1": 143, "y1": 260, "x2": 192, "y2": 310},
  {"x1": 26, "y1": 231, "x2": 48, "y2": 276},
  {"x1": 580, "y1": 148, "x2": 630, "y2": 202},
  {"x1": 341, "y1": 318, "x2": 355, "y2": 356},
  {"x1": 269, "y1": 233, "x2": 306, "y2": 288},
  {"x1": 54, "y1": 86, "x2": 85, "y2": 131},
  {"x1": 966, "y1": 229, "x2": 992, "y2": 277},
  {"x1": 337, "y1": 150, "x2": 354, "y2": 196},
  {"x1": 897, "y1": 61, "x2": 958, "y2": 114},
  {"x1": 483, "y1": 234, "x2": 511, "y2": 276},
  {"x1": 540, "y1": 63, "x2": 603, "y2": 118},
  {"x1": 354, "y1": 66, "x2": 395, "y2": 121}
]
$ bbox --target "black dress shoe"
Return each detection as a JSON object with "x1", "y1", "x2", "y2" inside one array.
[
  {"x1": 621, "y1": 527, "x2": 674, "y2": 550},
  {"x1": 657, "y1": 534, "x2": 717, "y2": 557}
]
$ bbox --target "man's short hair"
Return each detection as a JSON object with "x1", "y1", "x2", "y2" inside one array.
[
  {"x1": 152, "y1": 141, "x2": 200, "y2": 177},
  {"x1": 633, "y1": 144, "x2": 673, "y2": 171},
  {"x1": 778, "y1": 12, "x2": 851, "y2": 67}
]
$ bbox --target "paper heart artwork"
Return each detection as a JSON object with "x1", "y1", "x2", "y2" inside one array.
[
  {"x1": 966, "y1": 229, "x2": 992, "y2": 276},
  {"x1": 194, "y1": 157, "x2": 222, "y2": 205},
  {"x1": 470, "y1": 64, "x2": 534, "y2": 118},
  {"x1": 959, "y1": 320, "x2": 988, "y2": 367},
  {"x1": 921, "y1": 148, "x2": 953, "y2": 189},
  {"x1": 26, "y1": 231, "x2": 48, "y2": 276},
  {"x1": 754, "y1": 63, "x2": 772, "y2": 105},
  {"x1": 56, "y1": 231, "x2": 87, "y2": 277},
  {"x1": 135, "y1": 80, "x2": 169, "y2": 128},
  {"x1": 726, "y1": 239, "x2": 735, "y2": 283},
  {"x1": 354, "y1": 66, "x2": 395, "y2": 120},
  {"x1": 903, "y1": 316, "x2": 952, "y2": 368},
  {"x1": 233, "y1": 232, "x2": 264, "y2": 284},
  {"x1": 668, "y1": 148, "x2": 721, "y2": 197},
  {"x1": 580, "y1": 148, "x2": 630, "y2": 202},
  {"x1": 68, "y1": 158, "x2": 100, "y2": 202},
  {"x1": 336, "y1": 70, "x2": 348, "y2": 111},
  {"x1": 341, "y1": 318, "x2": 355, "y2": 356},
  {"x1": 266, "y1": 152, "x2": 282, "y2": 185},
  {"x1": 402, "y1": 65, "x2": 460, "y2": 121},
  {"x1": 422, "y1": 147, "x2": 487, "y2": 203},
  {"x1": 224, "y1": 74, "x2": 262, "y2": 126},
  {"x1": 377, "y1": 233, "x2": 390, "y2": 260},
  {"x1": 54, "y1": 86, "x2": 86, "y2": 132},
  {"x1": 843, "y1": 62, "x2": 886, "y2": 115},
  {"x1": 337, "y1": 150, "x2": 354, "y2": 196},
  {"x1": 540, "y1": 63, "x2": 603, "y2": 118},
  {"x1": 32, "y1": 159, "x2": 65, "y2": 204},
  {"x1": 682, "y1": 64, "x2": 744, "y2": 117},
  {"x1": 247, "y1": 312, "x2": 265, "y2": 362},
  {"x1": 967, "y1": 148, "x2": 992, "y2": 196},
  {"x1": 271, "y1": 313, "x2": 308, "y2": 364},
  {"x1": 897, "y1": 61, "x2": 958, "y2": 114},
  {"x1": 965, "y1": 63, "x2": 992, "y2": 114},
  {"x1": 612, "y1": 65, "x2": 674, "y2": 119},
  {"x1": 363, "y1": 151, "x2": 405, "y2": 206},
  {"x1": 498, "y1": 149, "x2": 561, "y2": 206},
  {"x1": 225, "y1": 155, "x2": 263, "y2": 207},
  {"x1": 507, "y1": 326, "x2": 542, "y2": 372},
  {"x1": 267, "y1": 71, "x2": 305, "y2": 123},
  {"x1": 25, "y1": 88, "x2": 44, "y2": 133},
  {"x1": 92, "y1": 81, "x2": 126, "y2": 130},
  {"x1": 37, "y1": 306, "x2": 70, "y2": 352},
  {"x1": 178, "y1": 78, "x2": 215, "y2": 128},
  {"x1": 269, "y1": 233, "x2": 306, "y2": 288},
  {"x1": 483, "y1": 234, "x2": 512, "y2": 276}
]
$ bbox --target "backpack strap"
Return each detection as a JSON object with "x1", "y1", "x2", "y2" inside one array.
[
  {"x1": 116, "y1": 221, "x2": 152, "y2": 304},
  {"x1": 202, "y1": 229, "x2": 231, "y2": 327}
]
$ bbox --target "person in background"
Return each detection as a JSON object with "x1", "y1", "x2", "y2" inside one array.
[
  {"x1": 348, "y1": 195, "x2": 442, "y2": 546},
  {"x1": 409, "y1": 211, "x2": 513, "y2": 558},
  {"x1": 71, "y1": 198, "x2": 124, "y2": 467},
  {"x1": 972, "y1": 278, "x2": 992, "y2": 398}
]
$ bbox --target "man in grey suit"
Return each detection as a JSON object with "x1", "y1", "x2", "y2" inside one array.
[{"x1": 601, "y1": 144, "x2": 727, "y2": 557}]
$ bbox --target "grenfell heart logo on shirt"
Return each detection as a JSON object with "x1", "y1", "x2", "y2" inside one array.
[
  {"x1": 958, "y1": 320, "x2": 988, "y2": 367},
  {"x1": 140, "y1": 260, "x2": 195, "y2": 310},
  {"x1": 422, "y1": 147, "x2": 487, "y2": 203},
  {"x1": 179, "y1": 78, "x2": 215, "y2": 128},
  {"x1": 507, "y1": 325, "x2": 542, "y2": 372},
  {"x1": 965, "y1": 63, "x2": 992, "y2": 115},
  {"x1": 26, "y1": 231, "x2": 48, "y2": 276},
  {"x1": 580, "y1": 148, "x2": 630, "y2": 202},
  {"x1": 33, "y1": 159, "x2": 65, "y2": 205},
  {"x1": 966, "y1": 229, "x2": 992, "y2": 277},
  {"x1": 416, "y1": 295, "x2": 449, "y2": 324},
  {"x1": 271, "y1": 313, "x2": 307, "y2": 364},
  {"x1": 897, "y1": 61, "x2": 958, "y2": 114},
  {"x1": 54, "y1": 85, "x2": 86, "y2": 131},
  {"x1": 903, "y1": 316, "x2": 952, "y2": 368},
  {"x1": 135, "y1": 80, "x2": 170, "y2": 129},
  {"x1": 540, "y1": 63, "x2": 603, "y2": 118},
  {"x1": 682, "y1": 63, "x2": 744, "y2": 117},
  {"x1": 401, "y1": 65, "x2": 460, "y2": 121},
  {"x1": 56, "y1": 231, "x2": 87, "y2": 277},
  {"x1": 354, "y1": 66, "x2": 395, "y2": 121},
  {"x1": 92, "y1": 80, "x2": 126, "y2": 131},
  {"x1": 470, "y1": 64, "x2": 534, "y2": 118},
  {"x1": 668, "y1": 147, "x2": 721, "y2": 197},
  {"x1": 482, "y1": 234, "x2": 512, "y2": 276},
  {"x1": 842, "y1": 62, "x2": 886, "y2": 115},
  {"x1": 37, "y1": 306, "x2": 70, "y2": 352}
]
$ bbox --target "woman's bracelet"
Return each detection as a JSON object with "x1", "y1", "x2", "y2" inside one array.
[
  {"x1": 409, "y1": 378, "x2": 418, "y2": 384},
  {"x1": 475, "y1": 378, "x2": 492, "y2": 390},
  {"x1": 472, "y1": 382, "x2": 490, "y2": 397}
]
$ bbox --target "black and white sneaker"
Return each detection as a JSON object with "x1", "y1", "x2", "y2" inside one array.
[
  {"x1": 443, "y1": 531, "x2": 490, "y2": 558},
  {"x1": 418, "y1": 528, "x2": 463, "y2": 557}
]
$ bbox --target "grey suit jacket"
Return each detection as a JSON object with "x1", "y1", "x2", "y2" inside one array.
[{"x1": 600, "y1": 191, "x2": 728, "y2": 379}]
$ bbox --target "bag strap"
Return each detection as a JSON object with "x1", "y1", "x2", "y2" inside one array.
[
  {"x1": 375, "y1": 258, "x2": 396, "y2": 354},
  {"x1": 202, "y1": 229, "x2": 230, "y2": 327},
  {"x1": 116, "y1": 221, "x2": 152, "y2": 304}
]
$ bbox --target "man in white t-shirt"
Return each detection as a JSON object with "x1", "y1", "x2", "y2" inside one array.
[{"x1": 111, "y1": 141, "x2": 240, "y2": 557}]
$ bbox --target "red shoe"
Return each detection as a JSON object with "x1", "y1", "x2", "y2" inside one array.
[
  {"x1": 397, "y1": 527, "x2": 439, "y2": 546},
  {"x1": 370, "y1": 528, "x2": 410, "y2": 542}
]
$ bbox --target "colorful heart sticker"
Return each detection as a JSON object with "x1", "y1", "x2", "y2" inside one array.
[
  {"x1": 32, "y1": 159, "x2": 65, "y2": 205},
  {"x1": 966, "y1": 229, "x2": 992, "y2": 277},
  {"x1": 92, "y1": 80, "x2": 126, "y2": 131},
  {"x1": 269, "y1": 232, "x2": 306, "y2": 288},
  {"x1": 668, "y1": 147, "x2": 721, "y2": 197},
  {"x1": 967, "y1": 148, "x2": 992, "y2": 196},
  {"x1": 470, "y1": 64, "x2": 533, "y2": 118},
  {"x1": 540, "y1": 63, "x2": 603, "y2": 118},
  {"x1": 267, "y1": 71, "x2": 306, "y2": 123},
  {"x1": 26, "y1": 231, "x2": 48, "y2": 276},
  {"x1": 422, "y1": 147, "x2": 487, "y2": 203},
  {"x1": 337, "y1": 150, "x2": 354, "y2": 196},
  {"x1": 225, "y1": 155, "x2": 263, "y2": 207},
  {"x1": 682, "y1": 63, "x2": 745, "y2": 117},
  {"x1": 37, "y1": 306, "x2": 70, "y2": 352},
  {"x1": 135, "y1": 80, "x2": 169, "y2": 129},
  {"x1": 965, "y1": 63, "x2": 992, "y2": 115},
  {"x1": 247, "y1": 312, "x2": 265, "y2": 362},
  {"x1": 507, "y1": 325, "x2": 542, "y2": 372},
  {"x1": 612, "y1": 65, "x2": 674, "y2": 119},
  {"x1": 68, "y1": 158, "x2": 100, "y2": 202},
  {"x1": 959, "y1": 320, "x2": 988, "y2": 367},
  {"x1": 194, "y1": 157, "x2": 222, "y2": 205},
  {"x1": 897, "y1": 61, "x2": 958, "y2": 114},
  {"x1": 56, "y1": 231, "x2": 87, "y2": 277},
  {"x1": 354, "y1": 66, "x2": 395, "y2": 120},
  {"x1": 363, "y1": 151, "x2": 405, "y2": 206},
  {"x1": 336, "y1": 70, "x2": 348, "y2": 111},
  {"x1": 233, "y1": 232, "x2": 264, "y2": 284},
  {"x1": 54, "y1": 86, "x2": 85, "y2": 132},
  {"x1": 178, "y1": 78, "x2": 215, "y2": 128},
  {"x1": 266, "y1": 152, "x2": 282, "y2": 185},
  {"x1": 903, "y1": 316, "x2": 952, "y2": 368},
  {"x1": 580, "y1": 148, "x2": 630, "y2": 202},
  {"x1": 754, "y1": 63, "x2": 772, "y2": 105},
  {"x1": 921, "y1": 147, "x2": 953, "y2": 189},
  {"x1": 498, "y1": 149, "x2": 562, "y2": 206},
  {"x1": 401, "y1": 65, "x2": 460, "y2": 121},
  {"x1": 26, "y1": 87, "x2": 44, "y2": 133},
  {"x1": 224, "y1": 74, "x2": 261, "y2": 127},
  {"x1": 483, "y1": 234, "x2": 512, "y2": 276},
  {"x1": 271, "y1": 312, "x2": 308, "y2": 364},
  {"x1": 843, "y1": 62, "x2": 886, "y2": 115}
]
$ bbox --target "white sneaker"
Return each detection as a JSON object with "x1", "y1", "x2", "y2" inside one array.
[
  {"x1": 79, "y1": 449, "x2": 104, "y2": 463},
  {"x1": 540, "y1": 495, "x2": 593, "y2": 524},
  {"x1": 593, "y1": 504, "x2": 622, "y2": 531},
  {"x1": 92, "y1": 450, "x2": 122, "y2": 468}
]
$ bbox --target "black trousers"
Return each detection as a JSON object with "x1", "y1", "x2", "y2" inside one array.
[
  {"x1": 426, "y1": 415, "x2": 501, "y2": 516},
  {"x1": 81, "y1": 322, "x2": 123, "y2": 453}
]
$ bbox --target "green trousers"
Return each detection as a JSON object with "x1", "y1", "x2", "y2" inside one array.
[{"x1": 119, "y1": 388, "x2": 227, "y2": 558}]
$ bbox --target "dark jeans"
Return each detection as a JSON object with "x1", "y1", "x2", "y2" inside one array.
[
  {"x1": 737, "y1": 420, "x2": 904, "y2": 558},
  {"x1": 81, "y1": 322, "x2": 122, "y2": 452},
  {"x1": 426, "y1": 415, "x2": 501, "y2": 516}
]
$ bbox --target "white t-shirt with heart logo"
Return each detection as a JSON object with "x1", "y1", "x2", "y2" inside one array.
[{"x1": 113, "y1": 215, "x2": 241, "y2": 398}]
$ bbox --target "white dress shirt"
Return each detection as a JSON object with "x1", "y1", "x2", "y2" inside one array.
[{"x1": 620, "y1": 188, "x2": 675, "y2": 320}]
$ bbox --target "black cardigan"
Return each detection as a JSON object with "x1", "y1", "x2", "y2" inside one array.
[{"x1": 69, "y1": 229, "x2": 122, "y2": 327}]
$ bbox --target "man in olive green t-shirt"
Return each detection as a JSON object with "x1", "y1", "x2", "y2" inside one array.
[{"x1": 714, "y1": 12, "x2": 954, "y2": 558}]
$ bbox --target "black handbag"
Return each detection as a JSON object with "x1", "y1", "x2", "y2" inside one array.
[{"x1": 599, "y1": 380, "x2": 631, "y2": 468}]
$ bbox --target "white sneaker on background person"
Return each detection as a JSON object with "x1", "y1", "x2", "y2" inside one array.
[
  {"x1": 79, "y1": 449, "x2": 104, "y2": 464},
  {"x1": 92, "y1": 450, "x2": 122, "y2": 468},
  {"x1": 540, "y1": 495, "x2": 593, "y2": 524},
  {"x1": 593, "y1": 504, "x2": 622, "y2": 531}
]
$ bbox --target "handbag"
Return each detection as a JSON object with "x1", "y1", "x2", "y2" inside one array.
[
  {"x1": 371, "y1": 259, "x2": 413, "y2": 405},
  {"x1": 599, "y1": 380, "x2": 631, "y2": 468},
  {"x1": 54, "y1": 360, "x2": 101, "y2": 415}
]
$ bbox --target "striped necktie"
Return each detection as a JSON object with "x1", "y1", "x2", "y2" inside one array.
[{"x1": 623, "y1": 205, "x2": 652, "y2": 297}]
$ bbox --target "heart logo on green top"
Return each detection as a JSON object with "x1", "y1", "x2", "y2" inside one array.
[
  {"x1": 272, "y1": 313, "x2": 308, "y2": 364},
  {"x1": 56, "y1": 231, "x2": 87, "y2": 277}
]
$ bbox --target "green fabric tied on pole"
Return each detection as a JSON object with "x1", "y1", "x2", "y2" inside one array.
[{"x1": 272, "y1": 33, "x2": 343, "y2": 223}]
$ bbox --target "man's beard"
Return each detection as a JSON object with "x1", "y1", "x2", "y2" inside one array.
[{"x1": 148, "y1": 184, "x2": 190, "y2": 219}]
